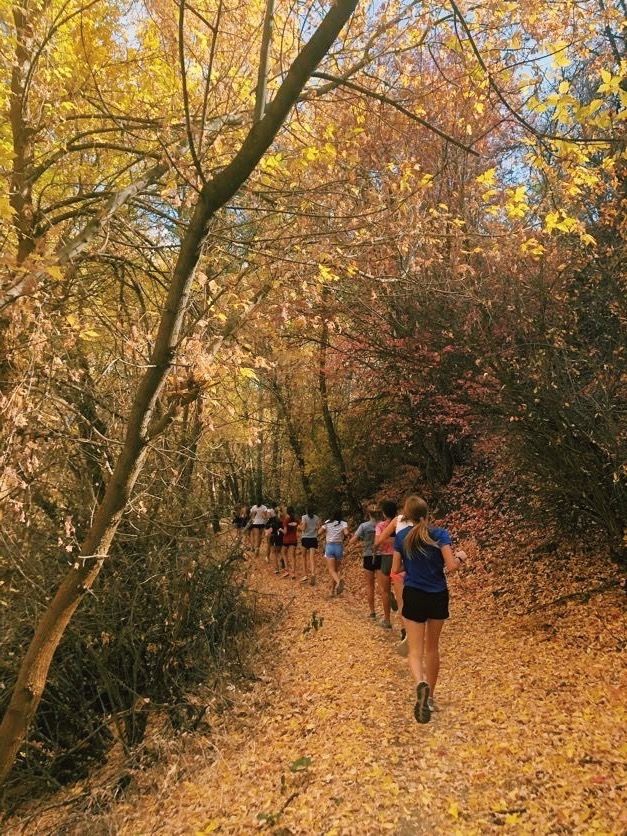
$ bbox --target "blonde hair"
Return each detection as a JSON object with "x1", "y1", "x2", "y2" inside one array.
[{"x1": 402, "y1": 495, "x2": 437, "y2": 557}]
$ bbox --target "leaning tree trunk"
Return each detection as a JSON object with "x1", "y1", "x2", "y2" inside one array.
[{"x1": 0, "y1": 0, "x2": 359, "y2": 785}]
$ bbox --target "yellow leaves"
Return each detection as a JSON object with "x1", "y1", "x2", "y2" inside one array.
[
  {"x1": 260, "y1": 152, "x2": 286, "y2": 174},
  {"x1": 476, "y1": 166, "x2": 498, "y2": 205},
  {"x1": 543, "y1": 212, "x2": 596, "y2": 247},
  {"x1": 504, "y1": 185, "x2": 529, "y2": 221},
  {"x1": 47, "y1": 265, "x2": 65, "y2": 282},
  {"x1": 302, "y1": 146, "x2": 320, "y2": 163},
  {"x1": 544, "y1": 210, "x2": 578, "y2": 234},
  {"x1": 476, "y1": 167, "x2": 496, "y2": 187},
  {"x1": 196, "y1": 820, "x2": 220, "y2": 834},
  {"x1": 419, "y1": 173, "x2": 434, "y2": 188},
  {"x1": 448, "y1": 801, "x2": 461, "y2": 819},
  {"x1": 597, "y1": 68, "x2": 622, "y2": 95},
  {"x1": 318, "y1": 264, "x2": 339, "y2": 283},
  {"x1": 549, "y1": 40, "x2": 571, "y2": 68},
  {"x1": 520, "y1": 238, "x2": 545, "y2": 259},
  {"x1": 239, "y1": 367, "x2": 258, "y2": 381}
]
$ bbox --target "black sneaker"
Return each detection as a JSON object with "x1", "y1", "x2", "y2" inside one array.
[{"x1": 414, "y1": 681, "x2": 431, "y2": 724}]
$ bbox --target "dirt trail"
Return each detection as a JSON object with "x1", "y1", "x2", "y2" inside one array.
[{"x1": 110, "y1": 556, "x2": 625, "y2": 835}]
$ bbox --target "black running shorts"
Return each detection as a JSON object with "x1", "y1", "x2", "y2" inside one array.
[
  {"x1": 402, "y1": 586, "x2": 449, "y2": 623},
  {"x1": 363, "y1": 554, "x2": 382, "y2": 572}
]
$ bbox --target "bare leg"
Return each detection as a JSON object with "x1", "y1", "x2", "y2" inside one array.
[
  {"x1": 298, "y1": 547, "x2": 306, "y2": 578},
  {"x1": 288, "y1": 546, "x2": 296, "y2": 578},
  {"x1": 325, "y1": 557, "x2": 340, "y2": 588},
  {"x1": 307, "y1": 548, "x2": 316, "y2": 581},
  {"x1": 363, "y1": 569, "x2": 375, "y2": 613},
  {"x1": 404, "y1": 619, "x2": 427, "y2": 685},
  {"x1": 253, "y1": 527, "x2": 262, "y2": 557},
  {"x1": 424, "y1": 619, "x2": 445, "y2": 696},
  {"x1": 377, "y1": 572, "x2": 391, "y2": 622}
]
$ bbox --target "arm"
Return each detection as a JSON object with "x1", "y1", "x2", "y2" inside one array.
[
  {"x1": 391, "y1": 549, "x2": 403, "y2": 576},
  {"x1": 441, "y1": 545, "x2": 462, "y2": 574},
  {"x1": 348, "y1": 523, "x2": 361, "y2": 547},
  {"x1": 375, "y1": 516, "x2": 396, "y2": 547}
]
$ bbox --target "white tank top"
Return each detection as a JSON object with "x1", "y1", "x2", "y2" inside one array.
[{"x1": 395, "y1": 515, "x2": 412, "y2": 533}]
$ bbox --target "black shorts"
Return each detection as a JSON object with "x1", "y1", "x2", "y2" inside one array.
[
  {"x1": 270, "y1": 533, "x2": 283, "y2": 547},
  {"x1": 378, "y1": 555, "x2": 393, "y2": 576},
  {"x1": 363, "y1": 554, "x2": 382, "y2": 572},
  {"x1": 302, "y1": 537, "x2": 318, "y2": 549},
  {"x1": 251, "y1": 523, "x2": 266, "y2": 529},
  {"x1": 402, "y1": 587, "x2": 449, "y2": 623}
]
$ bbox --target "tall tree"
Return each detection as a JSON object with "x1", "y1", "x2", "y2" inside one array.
[{"x1": 0, "y1": 0, "x2": 360, "y2": 785}]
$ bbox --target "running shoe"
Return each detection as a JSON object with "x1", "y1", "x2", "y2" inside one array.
[
  {"x1": 300, "y1": 576, "x2": 309, "y2": 583},
  {"x1": 309, "y1": 576, "x2": 316, "y2": 586},
  {"x1": 380, "y1": 618, "x2": 392, "y2": 629},
  {"x1": 396, "y1": 636, "x2": 408, "y2": 657},
  {"x1": 414, "y1": 681, "x2": 431, "y2": 724},
  {"x1": 368, "y1": 612, "x2": 377, "y2": 620},
  {"x1": 428, "y1": 697, "x2": 438, "y2": 713}
]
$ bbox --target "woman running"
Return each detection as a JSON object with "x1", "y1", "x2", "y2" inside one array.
[
  {"x1": 281, "y1": 506, "x2": 299, "y2": 580},
  {"x1": 349, "y1": 506, "x2": 382, "y2": 623},
  {"x1": 232, "y1": 505, "x2": 248, "y2": 532},
  {"x1": 319, "y1": 510, "x2": 349, "y2": 596},
  {"x1": 300, "y1": 507, "x2": 321, "y2": 585},
  {"x1": 374, "y1": 499, "x2": 398, "y2": 628},
  {"x1": 267, "y1": 510, "x2": 284, "y2": 574},
  {"x1": 249, "y1": 500, "x2": 268, "y2": 557},
  {"x1": 264, "y1": 503, "x2": 277, "y2": 563},
  {"x1": 392, "y1": 495, "x2": 462, "y2": 724}
]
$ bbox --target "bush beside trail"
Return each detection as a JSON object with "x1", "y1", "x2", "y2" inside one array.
[{"x1": 0, "y1": 531, "x2": 257, "y2": 808}]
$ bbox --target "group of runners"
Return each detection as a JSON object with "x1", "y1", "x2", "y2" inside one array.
[{"x1": 233, "y1": 496, "x2": 464, "y2": 724}]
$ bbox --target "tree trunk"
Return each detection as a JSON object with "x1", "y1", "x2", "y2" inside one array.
[
  {"x1": 0, "y1": 0, "x2": 359, "y2": 784},
  {"x1": 318, "y1": 307, "x2": 359, "y2": 514},
  {"x1": 271, "y1": 381, "x2": 314, "y2": 504}
]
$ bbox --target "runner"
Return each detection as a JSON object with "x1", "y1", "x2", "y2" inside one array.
[
  {"x1": 319, "y1": 510, "x2": 349, "y2": 597},
  {"x1": 264, "y1": 502, "x2": 277, "y2": 563},
  {"x1": 281, "y1": 506, "x2": 299, "y2": 580},
  {"x1": 375, "y1": 501, "x2": 411, "y2": 652},
  {"x1": 349, "y1": 506, "x2": 383, "y2": 623},
  {"x1": 267, "y1": 510, "x2": 284, "y2": 574},
  {"x1": 232, "y1": 505, "x2": 248, "y2": 532},
  {"x1": 374, "y1": 499, "x2": 398, "y2": 628},
  {"x1": 249, "y1": 500, "x2": 268, "y2": 558},
  {"x1": 392, "y1": 495, "x2": 462, "y2": 724},
  {"x1": 300, "y1": 507, "x2": 321, "y2": 586}
]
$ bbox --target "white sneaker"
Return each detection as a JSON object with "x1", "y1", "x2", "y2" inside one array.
[{"x1": 396, "y1": 636, "x2": 408, "y2": 657}]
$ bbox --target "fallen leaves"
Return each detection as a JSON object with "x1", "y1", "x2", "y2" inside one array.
[{"x1": 12, "y1": 533, "x2": 625, "y2": 835}]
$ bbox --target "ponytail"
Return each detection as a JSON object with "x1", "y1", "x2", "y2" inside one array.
[{"x1": 402, "y1": 495, "x2": 437, "y2": 558}]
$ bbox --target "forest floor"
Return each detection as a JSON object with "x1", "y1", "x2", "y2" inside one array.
[{"x1": 8, "y1": 540, "x2": 626, "y2": 835}]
